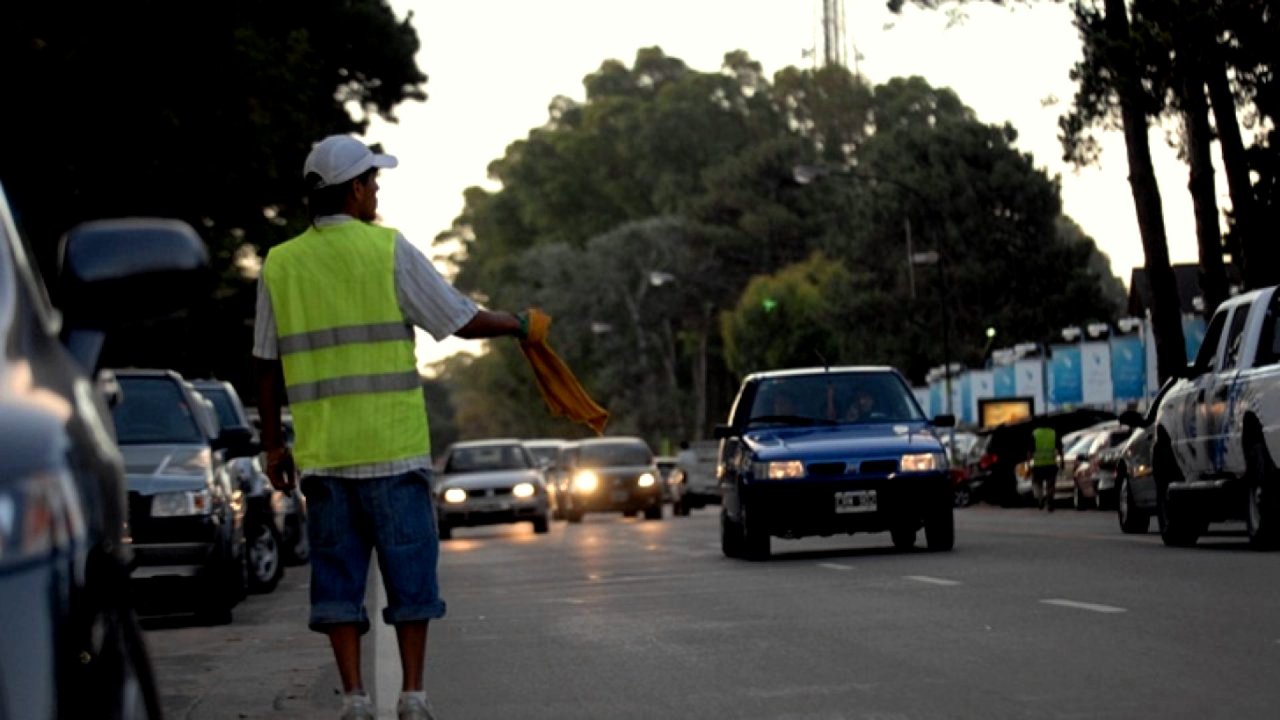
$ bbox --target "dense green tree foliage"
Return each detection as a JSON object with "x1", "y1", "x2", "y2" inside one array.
[
  {"x1": 2, "y1": 0, "x2": 426, "y2": 390},
  {"x1": 438, "y1": 49, "x2": 1123, "y2": 444}
]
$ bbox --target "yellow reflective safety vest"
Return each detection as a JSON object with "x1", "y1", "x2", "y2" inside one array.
[
  {"x1": 1031, "y1": 426, "x2": 1058, "y2": 468},
  {"x1": 262, "y1": 220, "x2": 428, "y2": 470}
]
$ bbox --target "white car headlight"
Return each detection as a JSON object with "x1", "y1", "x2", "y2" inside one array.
[
  {"x1": 751, "y1": 461, "x2": 804, "y2": 480},
  {"x1": 637, "y1": 473, "x2": 656, "y2": 488},
  {"x1": 573, "y1": 470, "x2": 600, "y2": 493},
  {"x1": 512, "y1": 482, "x2": 536, "y2": 499},
  {"x1": 151, "y1": 490, "x2": 212, "y2": 517},
  {"x1": 443, "y1": 487, "x2": 468, "y2": 504},
  {"x1": 900, "y1": 452, "x2": 947, "y2": 472}
]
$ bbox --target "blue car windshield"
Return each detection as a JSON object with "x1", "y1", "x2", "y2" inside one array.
[
  {"x1": 748, "y1": 371, "x2": 925, "y2": 426},
  {"x1": 113, "y1": 377, "x2": 206, "y2": 445}
]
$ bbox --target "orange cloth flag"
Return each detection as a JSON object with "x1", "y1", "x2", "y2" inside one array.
[{"x1": 518, "y1": 308, "x2": 609, "y2": 435}]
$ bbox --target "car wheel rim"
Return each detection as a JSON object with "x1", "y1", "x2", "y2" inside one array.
[
  {"x1": 250, "y1": 526, "x2": 278, "y2": 580},
  {"x1": 1118, "y1": 479, "x2": 1129, "y2": 521},
  {"x1": 1250, "y1": 484, "x2": 1263, "y2": 532}
]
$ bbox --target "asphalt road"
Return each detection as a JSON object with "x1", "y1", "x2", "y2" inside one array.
[{"x1": 143, "y1": 505, "x2": 1280, "y2": 720}]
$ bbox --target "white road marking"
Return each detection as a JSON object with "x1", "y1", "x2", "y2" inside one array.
[
  {"x1": 818, "y1": 563, "x2": 854, "y2": 571},
  {"x1": 904, "y1": 575, "x2": 961, "y2": 586},
  {"x1": 1040, "y1": 598, "x2": 1127, "y2": 614}
]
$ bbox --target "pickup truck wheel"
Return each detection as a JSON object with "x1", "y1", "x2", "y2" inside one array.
[
  {"x1": 1245, "y1": 438, "x2": 1279, "y2": 550},
  {"x1": 1117, "y1": 474, "x2": 1150, "y2": 534},
  {"x1": 720, "y1": 509, "x2": 744, "y2": 558},
  {"x1": 644, "y1": 504, "x2": 663, "y2": 520},
  {"x1": 1156, "y1": 438, "x2": 1202, "y2": 547}
]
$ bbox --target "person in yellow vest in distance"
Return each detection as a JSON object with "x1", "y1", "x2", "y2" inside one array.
[
  {"x1": 1029, "y1": 425, "x2": 1063, "y2": 513},
  {"x1": 253, "y1": 135, "x2": 532, "y2": 720}
]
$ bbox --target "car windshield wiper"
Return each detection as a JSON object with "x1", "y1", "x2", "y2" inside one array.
[{"x1": 748, "y1": 414, "x2": 836, "y2": 427}]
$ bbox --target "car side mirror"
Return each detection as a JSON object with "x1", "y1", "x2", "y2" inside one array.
[
  {"x1": 713, "y1": 424, "x2": 738, "y2": 440},
  {"x1": 59, "y1": 218, "x2": 210, "y2": 371},
  {"x1": 932, "y1": 414, "x2": 956, "y2": 428}
]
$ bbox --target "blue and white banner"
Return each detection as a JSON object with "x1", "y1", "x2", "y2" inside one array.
[
  {"x1": 993, "y1": 365, "x2": 1017, "y2": 398},
  {"x1": 1014, "y1": 359, "x2": 1045, "y2": 414},
  {"x1": 1047, "y1": 345, "x2": 1083, "y2": 409},
  {"x1": 1110, "y1": 334, "x2": 1146, "y2": 403},
  {"x1": 968, "y1": 370, "x2": 994, "y2": 426},
  {"x1": 1081, "y1": 341, "x2": 1113, "y2": 407},
  {"x1": 929, "y1": 381, "x2": 944, "y2": 417}
]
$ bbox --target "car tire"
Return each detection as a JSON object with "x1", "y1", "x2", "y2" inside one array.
[
  {"x1": 1155, "y1": 438, "x2": 1202, "y2": 548},
  {"x1": 566, "y1": 509, "x2": 584, "y2": 524},
  {"x1": 644, "y1": 504, "x2": 662, "y2": 520},
  {"x1": 741, "y1": 505, "x2": 770, "y2": 560},
  {"x1": 283, "y1": 512, "x2": 309, "y2": 566},
  {"x1": 1245, "y1": 435, "x2": 1279, "y2": 550},
  {"x1": 720, "y1": 509, "x2": 744, "y2": 558},
  {"x1": 246, "y1": 518, "x2": 284, "y2": 594},
  {"x1": 953, "y1": 486, "x2": 970, "y2": 508},
  {"x1": 1073, "y1": 486, "x2": 1090, "y2": 511},
  {"x1": 1117, "y1": 474, "x2": 1151, "y2": 534},
  {"x1": 438, "y1": 521, "x2": 453, "y2": 541},
  {"x1": 891, "y1": 526, "x2": 917, "y2": 550},
  {"x1": 924, "y1": 504, "x2": 955, "y2": 552},
  {"x1": 533, "y1": 514, "x2": 550, "y2": 534}
]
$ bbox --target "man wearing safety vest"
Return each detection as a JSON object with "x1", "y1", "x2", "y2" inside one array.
[
  {"x1": 253, "y1": 135, "x2": 529, "y2": 720},
  {"x1": 1029, "y1": 425, "x2": 1063, "y2": 513}
]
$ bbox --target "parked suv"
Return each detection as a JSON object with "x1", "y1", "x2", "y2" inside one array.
[
  {"x1": 0, "y1": 181, "x2": 208, "y2": 720},
  {"x1": 715, "y1": 367, "x2": 956, "y2": 559},
  {"x1": 113, "y1": 369, "x2": 250, "y2": 623}
]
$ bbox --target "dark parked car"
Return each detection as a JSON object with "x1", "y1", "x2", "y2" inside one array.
[
  {"x1": 113, "y1": 369, "x2": 251, "y2": 623},
  {"x1": 0, "y1": 183, "x2": 208, "y2": 720},
  {"x1": 965, "y1": 409, "x2": 1118, "y2": 506},
  {"x1": 1114, "y1": 380, "x2": 1177, "y2": 534},
  {"x1": 434, "y1": 439, "x2": 551, "y2": 539},
  {"x1": 195, "y1": 379, "x2": 308, "y2": 566},
  {"x1": 715, "y1": 366, "x2": 956, "y2": 559},
  {"x1": 559, "y1": 437, "x2": 664, "y2": 522}
]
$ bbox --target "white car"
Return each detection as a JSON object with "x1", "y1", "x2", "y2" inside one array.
[{"x1": 434, "y1": 440, "x2": 551, "y2": 539}]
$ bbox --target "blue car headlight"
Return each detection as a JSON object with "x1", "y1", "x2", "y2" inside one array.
[
  {"x1": 900, "y1": 452, "x2": 947, "y2": 472},
  {"x1": 751, "y1": 461, "x2": 805, "y2": 480}
]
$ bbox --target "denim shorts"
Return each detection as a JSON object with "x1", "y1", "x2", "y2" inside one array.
[{"x1": 300, "y1": 468, "x2": 446, "y2": 634}]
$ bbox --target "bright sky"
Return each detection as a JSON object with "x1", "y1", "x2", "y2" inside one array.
[{"x1": 365, "y1": 0, "x2": 1214, "y2": 368}]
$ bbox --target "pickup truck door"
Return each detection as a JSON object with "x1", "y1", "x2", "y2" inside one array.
[
  {"x1": 1181, "y1": 311, "x2": 1229, "y2": 478},
  {"x1": 1204, "y1": 305, "x2": 1252, "y2": 475}
]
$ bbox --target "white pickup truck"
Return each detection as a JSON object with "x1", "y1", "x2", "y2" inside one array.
[{"x1": 1154, "y1": 285, "x2": 1280, "y2": 548}]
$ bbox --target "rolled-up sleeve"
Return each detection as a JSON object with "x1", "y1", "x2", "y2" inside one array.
[
  {"x1": 394, "y1": 235, "x2": 478, "y2": 340},
  {"x1": 252, "y1": 277, "x2": 279, "y2": 360}
]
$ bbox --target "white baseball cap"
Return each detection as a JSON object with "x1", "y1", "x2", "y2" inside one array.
[{"x1": 303, "y1": 135, "x2": 398, "y2": 188}]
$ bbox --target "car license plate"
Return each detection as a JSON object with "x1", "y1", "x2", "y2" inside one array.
[
  {"x1": 612, "y1": 490, "x2": 630, "y2": 503},
  {"x1": 835, "y1": 490, "x2": 877, "y2": 514}
]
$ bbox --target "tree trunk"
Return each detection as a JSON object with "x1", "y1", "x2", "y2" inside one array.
[
  {"x1": 1181, "y1": 70, "x2": 1229, "y2": 318},
  {"x1": 1206, "y1": 58, "x2": 1270, "y2": 289},
  {"x1": 1104, "y1": 0, "x2": 1187, "y2": 382}
]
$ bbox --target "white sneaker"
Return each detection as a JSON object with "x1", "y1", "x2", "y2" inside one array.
[
  {"x1": 339, "y1": 693, "x2": 376, "y2": 720},
  {"x1": 397, "y1": 692, "x2": 438, "y2": 720}
]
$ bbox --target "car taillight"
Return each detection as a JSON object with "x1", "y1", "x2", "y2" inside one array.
[{"x1": 978, "y1": 453, "x2": 997, "y2": 470}]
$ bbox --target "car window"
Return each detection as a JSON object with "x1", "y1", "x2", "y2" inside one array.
[
  {"x1": 1066, "y1": 433, "x2": 1097, "y2": 458},
  {"x1": 113, "y1": 377, "x2": 206, "y2": 445},
  {"x1": 1220, "y1": 305, "x2": 1251, "y2": 371},
  {"x1": 1254, "y1": 292, "x2": 1280, "y2": 368},
  {"x1": 446, "y1": 444, "x2": 531, "y2": 472},
  {"x1": 578, "y1": 441, "x2": 652, "y2": 467},
  {"x1": 1193, "y1": 310, "x2": 1227, "y2": 374},
  {"x1": 524, "y1": 444, "x2": 561, "y2": 466},
  {"x1": 748, "y1": 371, "x2": 924, "y2": 425},
  {"x1": 199, "y1": 386, "x2": 241, "y2": 429}
]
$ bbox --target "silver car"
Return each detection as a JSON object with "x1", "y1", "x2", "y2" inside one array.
[{"x1": 434, "y1": 439, "x2": 551, "y2": 539}]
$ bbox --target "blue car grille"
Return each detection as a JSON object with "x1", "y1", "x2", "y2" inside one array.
[{"x1": 801, "y1": 460, "x2": 900, "y2": 478}]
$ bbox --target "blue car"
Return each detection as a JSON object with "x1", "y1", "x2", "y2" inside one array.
[{"x1": 715, "y1": 367, "x2": 956, "y2": 559}]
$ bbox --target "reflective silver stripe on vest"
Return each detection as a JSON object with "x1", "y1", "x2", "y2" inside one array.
[
  {"x1": 287, "y1": 371, "x2": 422, "y2": 403},
  {"x1": 278, "y1": 322, "x2": 414, "y2": 356}
]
